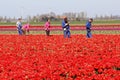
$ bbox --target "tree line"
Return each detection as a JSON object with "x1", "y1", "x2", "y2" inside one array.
[{"x1": 0, "y1": 12, "x2": 120, "y2": 23}]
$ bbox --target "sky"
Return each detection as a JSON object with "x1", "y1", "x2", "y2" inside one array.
[{"x1": 0, "y1": 0, "x2": 119, "y2": 18}]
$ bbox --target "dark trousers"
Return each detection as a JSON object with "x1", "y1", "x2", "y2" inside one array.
[
  {"x1": 17, "y1": 27, "x2": 23, "y2": 35},
  {"x1": 86, "y1": 28, "x2": 92, "y2": 38},
  {"x1": 45, "y1": 30, "x2": 50, "y2": 36},
  {"x1": 63, "y1": 30, "x2": 71, "y2": 38}
]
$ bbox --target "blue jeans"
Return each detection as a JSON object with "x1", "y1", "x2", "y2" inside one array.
[
  {"x1": 63, "y1": 30, "x2": 71, "y2": 38},
  {"x1": 17, "y1": 27, "x2": 23, "y2": 35},
  {"x1": 86, "y1": 28, "x2": 92, "y2": 38}
]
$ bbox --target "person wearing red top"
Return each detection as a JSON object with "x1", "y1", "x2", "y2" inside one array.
[{"x1": 44, "y1": 19, "x2": 50, "y2": 36}]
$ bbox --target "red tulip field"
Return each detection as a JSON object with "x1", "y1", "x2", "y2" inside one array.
[{"x1": 0, "y1": 35, "x2": 120, "y2": 80}]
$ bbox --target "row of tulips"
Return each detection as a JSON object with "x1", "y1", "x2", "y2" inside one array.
[{"x1": 1, "y1": 26, "x2": 120, "y2": 31}]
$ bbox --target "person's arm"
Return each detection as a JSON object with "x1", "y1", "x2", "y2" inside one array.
[
  {"x1": 16, "y1": 23, "x2": 18, "y2": 27},
  {"x1": 86, "y1": 22, "x2": 91, "y2": 28},
  {"x1": 62, "y1": 21, "x2": 67, "y2": 28},
  {"x1": 16, "y1": 22, "x2": 18, "y2": 30}
]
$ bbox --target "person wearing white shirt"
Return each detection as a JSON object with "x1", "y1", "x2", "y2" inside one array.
[{"x1": 16, "y1": 18, "x2": 23, "y2": 35}]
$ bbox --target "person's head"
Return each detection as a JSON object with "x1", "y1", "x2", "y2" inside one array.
[
  {"x1": 89, "y1": 18, "x2": 93, "y2": 23},
  {"x1": 63, "y1": 16, "x2": 68, "y2": 22},
  {"x1": 47, "y1": 19, "x2": 50, "y2": 23},
  {"x1": 18, "y1": 18, "x2": 22, "y2": 22}
]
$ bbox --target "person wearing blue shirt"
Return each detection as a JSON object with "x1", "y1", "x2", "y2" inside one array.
[
  {"x1": 16, "y1": 18, "x2": 23, "y2": 35},
  {"x1": 86, "y1": 18, "x2": 93, "y2": 38},
  {"x1": 62, "y1": 17, "x2": 71, "y2": 38}
]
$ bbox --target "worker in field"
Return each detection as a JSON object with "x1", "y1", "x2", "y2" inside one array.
[
  {"x1": 16, "y1": 18, "x2": 23, "y2": 35},
  {"x1": 86, "y1": 18, "x2": 93, "y2": 38},
  {"x1": 44, "y1": 19, "x2": 51, "y2": 36},
  {"x1": 22, "y1": 22, "x2": 30, "y2": 35},
  {"x1": 62, "y1": 16, "x2": 71, "y2": 38}
]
